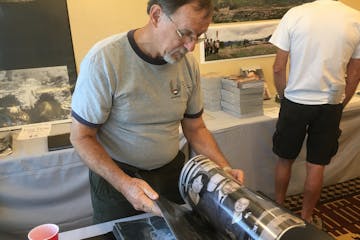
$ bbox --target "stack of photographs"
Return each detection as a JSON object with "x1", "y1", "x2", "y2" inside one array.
[{"x1": 179, "y1": 155, "x2": 306, "y2": 240}]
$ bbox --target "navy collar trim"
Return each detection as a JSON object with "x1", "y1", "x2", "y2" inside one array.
[{"x1": 127, "y1": 30, "x2": 167, "y2": 65}]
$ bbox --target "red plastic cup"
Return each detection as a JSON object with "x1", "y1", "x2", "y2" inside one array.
[{"x1": 28, "y1": 223, "x2": 59, "y2": 240}]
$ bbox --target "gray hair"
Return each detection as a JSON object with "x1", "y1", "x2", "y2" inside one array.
[{"x1": 147, "y1": 0, "x2": 213, "y2": 17}]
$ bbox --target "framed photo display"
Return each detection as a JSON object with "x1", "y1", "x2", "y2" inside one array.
[
  {"x1": 212, "y1": 0, "x2": 313, "y2": 23},
  {"x1": 200, "y1": 21, "x2": 279, "y2": 63},
  {"x1": 0, "y1": 0, "x2": 77, "y2": 130}
]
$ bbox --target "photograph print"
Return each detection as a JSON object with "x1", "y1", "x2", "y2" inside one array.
[
  {"x1": 201, "y1": 20, "x2": 278, "y2": 63},
  {"x1": 0, "y1": 66, "x2": 72, "y2": 129},
  {"x1": 180, "y1": 155, "x2": 306, "y2": 240},
  {"x1": 212, "y1": 0, "x2": 313, "y2": 23}
]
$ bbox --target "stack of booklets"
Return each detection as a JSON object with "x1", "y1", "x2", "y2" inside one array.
[
  {"x1": 200, "y1": 73, "x2": 222, "y2": 112},
  {"x1": 111, "y1": 155, "x2": 335, "y2": 240},
  {"x1": 221, "y1": 68, "x2": 265, "y2": 118}
]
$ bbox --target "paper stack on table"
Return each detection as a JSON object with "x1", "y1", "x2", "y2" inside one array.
[
  {"x1": 200, "y1": 73, "x2": 222, "y2": 111},
  {"x1": 220, "y1": 68, "x2": 265, "y2": 118}
]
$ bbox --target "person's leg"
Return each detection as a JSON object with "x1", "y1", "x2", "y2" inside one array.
[
  {"x1": 303, "y1": 103, "x2": 342, "y2": 222},
  {"x1": 89, "y1": 151, "x2": 185, "y2": 224},
  {"x1": 301, "y1": 162, "x2": 325, "y2": 221},
  {"x1": 273, "y1": 99, "x2": 308, "y2": 204},
  {"x1": 138, "y1": 151, "x2": 185, "y2": 204},
  {"x1": 89, "y1": 169, "x2": 142, "y2": 224},
  {"x1": 275, "y1": 157, "x2": 295, "y2": 205}
]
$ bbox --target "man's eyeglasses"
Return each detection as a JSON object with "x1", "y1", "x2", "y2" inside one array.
[{"x1": 165, "y1": 14, "x2": 207, "y2": 44}]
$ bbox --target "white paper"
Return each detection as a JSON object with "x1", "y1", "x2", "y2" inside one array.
[{"x1": 17, "y1": 124, "x2": 51, "y2": 140}]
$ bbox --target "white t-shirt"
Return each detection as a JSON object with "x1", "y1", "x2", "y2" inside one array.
[{"x1": 270, "y1": 0, "x2": 360, "y2": 104}]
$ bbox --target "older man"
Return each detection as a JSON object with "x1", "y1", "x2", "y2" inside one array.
[{"x1": 70, "y1": 0, "x2": 244, "y2": 223}]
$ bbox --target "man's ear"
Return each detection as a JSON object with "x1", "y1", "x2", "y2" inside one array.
[{"x1": 149, "y1": 4, "x2": 162, "y2": 27}]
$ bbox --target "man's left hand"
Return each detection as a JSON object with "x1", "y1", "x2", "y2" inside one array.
[{"x1": 226, "y1": 168, "x2": 244, "y2": 185}]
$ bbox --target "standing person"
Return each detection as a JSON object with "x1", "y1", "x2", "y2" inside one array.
[
  {"x1": 214, "y1": 39, "x2": 220, "y2": 54},
  {"x1": 204, "y1": 38, "x2": 210, "y2": 57},
  {"x1": 24, "y1": 77, "x2": 41, "y2": 109},
  {"x1": 70, "y1": 0, "x2": 244, "y2": 224},
  {"x1": 269, "y1": 0, "x2": 360, "y2": 225}
]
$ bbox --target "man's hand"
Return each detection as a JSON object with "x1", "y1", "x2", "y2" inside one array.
[
  {"x1": 224, "y1": 167, "x2": 245, "y2": 185},
  {"x1": 70, "y1": 118, "x2": 162, "y2": 216},
  {"x1": 122, "y1": 177, "x2": 161, "y2": 216}
]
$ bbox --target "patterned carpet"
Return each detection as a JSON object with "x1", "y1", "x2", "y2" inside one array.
[{"x1": 284, "y1": 177, "x2": 360, "y2": 239}]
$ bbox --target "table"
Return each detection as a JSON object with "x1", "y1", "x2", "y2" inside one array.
[{"x1": 1, "y1": 96, "x2": 359, "y2": 240}]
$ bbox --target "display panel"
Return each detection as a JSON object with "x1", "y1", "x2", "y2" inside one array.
[
  {"x1": 212, "y1": 0, "x2": 313, "y2": 23},
  {"x1": 201, "y1": 21, "x2": 278, "y2": 63},
  {"x1": 0, "y1": 0, "x2": 76, "y2": 130}
]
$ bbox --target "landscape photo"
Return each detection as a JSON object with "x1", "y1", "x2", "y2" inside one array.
[
  {"x1": 201, "y1": 20, "x2": 279, "y2": 62},
  {"x1": 212, "y1": 0, "x2": 313, "y2": 23},
  {"x1": 0, "y1": 66, "x2": 72, "y2": 129}
]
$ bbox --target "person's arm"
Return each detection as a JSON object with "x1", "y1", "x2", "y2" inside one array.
[
  {"x1": 342, "y1": 58, "x2": 360, "y2": 107},
  {"x1": 181, "y1": 116, "x2": 244, "y2": 184},
  {"x1": 272, "y1": 48, "x2": 289, "y2": 99},
  {"x1": 70, "y1": 117, "x2": 160, "y2": 215}
]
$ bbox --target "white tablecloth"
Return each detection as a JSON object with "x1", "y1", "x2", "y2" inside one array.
[{"x1": 0, "y1": 149, "x2": 92, "y2": 240}]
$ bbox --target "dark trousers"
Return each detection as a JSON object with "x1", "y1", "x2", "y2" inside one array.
[{"x1": 89, "y1": 151, "x2": 185, "y2": 223}]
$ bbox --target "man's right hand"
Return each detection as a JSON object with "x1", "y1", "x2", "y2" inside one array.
[
  {"x1": 70, "y1": 118, "x2": 162, "y2": 216},
  {"x1": 121, "y1": 177, "x2": 161, "y2": 216}
]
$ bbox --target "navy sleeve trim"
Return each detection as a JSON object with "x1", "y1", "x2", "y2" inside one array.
[
  {"x1": 184, "y1": 108, "x2": 203, "y2": 119},
  {"x1": 71, "y1": 110, "x2": 102, "y2": 128}
]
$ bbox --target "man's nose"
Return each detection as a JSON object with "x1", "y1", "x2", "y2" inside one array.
[{"x1": 184, "y1": 41, "x2": 196, "y2": 52}]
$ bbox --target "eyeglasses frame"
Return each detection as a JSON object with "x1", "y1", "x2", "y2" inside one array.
[{"x1": 165, "y1": 13, "x2": 207, "y2": 44}]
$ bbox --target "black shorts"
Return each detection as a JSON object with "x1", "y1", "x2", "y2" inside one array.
[{"x1": 272, "y1": 98, "x2": 343, "y2": 165}]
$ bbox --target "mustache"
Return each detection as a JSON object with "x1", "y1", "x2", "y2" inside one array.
[
  {"x1": 170, "y1": 46, "x2": 188, "y2": 55},
  {"x1": 163, "y1": 46, "x2": 189, "y2": 64}
]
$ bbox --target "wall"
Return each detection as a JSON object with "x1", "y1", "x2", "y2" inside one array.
[{"x1": 66, "y1": 0, "x2": 360, "y2": 94}]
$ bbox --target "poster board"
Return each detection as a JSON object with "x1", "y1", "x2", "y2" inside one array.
[
  {"x1": 212, "y1": 0, "x2": 313, "y2": 23},
  {"x1": 0, "y1": 0, "x2": 76, "y2": 130},
  {"x1": 201, "y1": 21, "x2": 278, "y2": 63}
]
